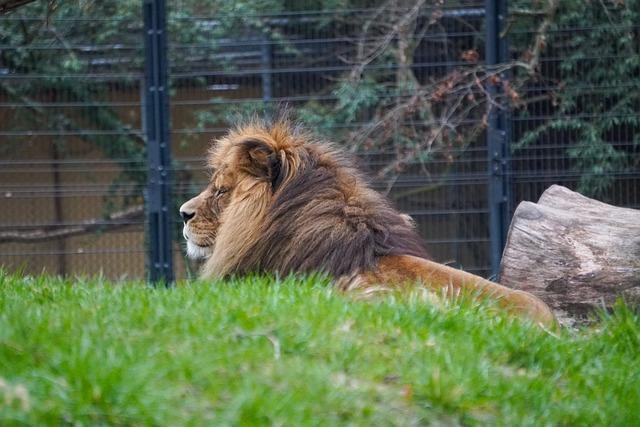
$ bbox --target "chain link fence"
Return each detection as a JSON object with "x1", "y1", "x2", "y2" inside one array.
[{"x1": 1, "y1": 0, "x2": 638, "y2": 280}]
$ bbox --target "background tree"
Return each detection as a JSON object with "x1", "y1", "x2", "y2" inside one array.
[{"x1": 1, "y1": 0, "x2": 637, "y2": 245}]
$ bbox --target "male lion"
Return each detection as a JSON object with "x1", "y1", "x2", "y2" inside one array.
[{"x1": 180, "y1": 119, "x2": 555, "y2": 327}]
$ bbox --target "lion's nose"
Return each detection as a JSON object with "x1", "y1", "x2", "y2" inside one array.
[{"x1": 180, "y1": 210, "x2": 195, "y2": 224}]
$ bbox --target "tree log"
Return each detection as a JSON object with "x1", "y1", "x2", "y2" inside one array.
[{"x1": 500, "y1": 185, "x2": 640, "y2": 325}]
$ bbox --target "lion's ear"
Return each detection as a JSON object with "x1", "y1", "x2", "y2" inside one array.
[{"x1": 238, "y1": 138, "x2": 283, "y2": 190}]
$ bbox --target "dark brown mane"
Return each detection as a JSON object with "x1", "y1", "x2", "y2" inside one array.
[{"x1": 234, "y1": 140, "x2": 428, "y2": 277}]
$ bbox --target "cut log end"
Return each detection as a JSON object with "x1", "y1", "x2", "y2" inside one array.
[{"x1": 500, "y1": 185, "x2": 640, "y2": 326}]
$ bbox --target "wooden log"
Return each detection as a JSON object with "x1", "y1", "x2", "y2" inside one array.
[{"x1": 500, "y1": 185, "x2": 640, "y2": 325}]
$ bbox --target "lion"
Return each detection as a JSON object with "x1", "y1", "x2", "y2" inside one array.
[{"x1": 180, "y1": 118, "x2": 556, "y2": 327}]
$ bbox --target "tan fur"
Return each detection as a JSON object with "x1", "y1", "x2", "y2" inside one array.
[
  {"x1": 202, "y1": 122, "x2": 303, "y2": 277},
  {"x1": 180, "y1": 118, "x2": 556, "y2": 327}
]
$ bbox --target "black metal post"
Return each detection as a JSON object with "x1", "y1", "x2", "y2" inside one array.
[
  {"x1": 261, "y1": 31, "x2": 273, "y2": 102},
  {"x1": 485, "y1": 0, "x2": 511, "y2": 278},
  {"x1": 143, "y1": 0, "x2": 174, "y2": 285}
]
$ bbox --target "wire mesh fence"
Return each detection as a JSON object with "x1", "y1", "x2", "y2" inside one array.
[
  {"x1": 1, "y1": 1, "x2": 638, "y2": 280},
  {"x1": 0, "y1": 4, "x2": 147, "y2": 277}
]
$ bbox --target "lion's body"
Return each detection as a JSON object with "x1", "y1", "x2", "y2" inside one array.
[{"x1": 180, "y1": 119, "x2": 555, "y2": 327}]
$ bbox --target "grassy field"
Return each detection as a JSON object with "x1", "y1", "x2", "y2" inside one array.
[{"x1": 0, "y1": 271, "x2": 639, "y2": 426}]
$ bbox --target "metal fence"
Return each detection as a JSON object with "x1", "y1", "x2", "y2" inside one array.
[{"x1": 1, "y1": 0, "x2": 638, "y2": 281}]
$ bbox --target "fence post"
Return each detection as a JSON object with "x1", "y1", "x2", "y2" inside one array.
[
  {"x1": 143, "y1": 0, "x2": 174, "y2": 285},
  {"x1": 485, "y1": 0, "x2": 511, "y2": 278},
  {"x1": 261, "y1": 31, "x2": 273, "y2": 102}
]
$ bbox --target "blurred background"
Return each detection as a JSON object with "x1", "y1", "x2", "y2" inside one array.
[{"x1": 0, "y1": 0, "x2": 638, "y2": 281}]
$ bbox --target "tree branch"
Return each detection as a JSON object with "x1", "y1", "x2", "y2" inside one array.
[
  {"x1": 0, "y1": 0, "x2": 37, "y2": 14},
  {"x1": 510, "y1": 0, "x2": 560, "y2": 76},
  {"x1": 0, "y1": 205, "x2": 144, "y2": 244}
]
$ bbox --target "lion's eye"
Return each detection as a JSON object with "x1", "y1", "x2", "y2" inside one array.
[{"x1": 215, "y1": 188, "x2": 229, "y2": 197}]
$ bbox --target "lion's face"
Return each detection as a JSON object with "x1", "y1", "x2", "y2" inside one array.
[
  {"x1": 179, "y1": 171, "x2": 233, "y2": 259},
  {"x1": 180, "y1": 123, "x2": 296, "y2": 261}
]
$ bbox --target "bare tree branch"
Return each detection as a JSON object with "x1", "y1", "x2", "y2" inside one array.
[
  {"x1": 0, "y1": 0, "x2": 37, "y2": 14},
  {"x1": 331, "y1": 0, "x2": 563, "y2": 182},
  {"x1": 0, "y1": 205, "x2": 144, "y2": 244},
  {"x1": 510, "y1": 0, "x2": 560, "y2": 76}
]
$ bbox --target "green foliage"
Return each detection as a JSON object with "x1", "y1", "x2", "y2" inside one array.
[
  {"x1": 511, "y1": 0, "x2": 640, "y2": 197},
  {"x1": 1, "y1": 270, "x2": 640, "y2": 425},
  {"x1": 334, "y1": 78, "x2": 382, "y2": 124},
  {"x1": 2, "y1": 0, "x2": 636, "y2": 204},
  {"x1": 1, "y1": 1, "x2": 146, "y2": 211},
  {"x1": 0, "y1": 0, "x2": 288, "y2": 212},
  {"x1": 296, "y1": 77, "x2": 383, "y2": 145}
]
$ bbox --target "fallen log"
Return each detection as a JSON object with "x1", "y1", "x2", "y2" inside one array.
[{"x1": 500, "y1": 185, "x2": 640, "y2": 325}]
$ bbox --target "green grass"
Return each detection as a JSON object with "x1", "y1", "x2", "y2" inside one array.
[{"x1": 0, "y1": 271, "x2": 639, "y2": 426}]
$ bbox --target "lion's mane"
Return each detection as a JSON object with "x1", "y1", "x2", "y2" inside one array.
[{"x1": 202, "y1": 119, "x2": 428, "y2": 279}]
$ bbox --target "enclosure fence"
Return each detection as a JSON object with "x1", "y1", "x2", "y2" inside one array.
[{"x1": 1, "y1": 0, "x2": 638, "y2": 281}]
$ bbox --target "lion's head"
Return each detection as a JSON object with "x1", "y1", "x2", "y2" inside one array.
[{"x1": 180, "y1": 119, "x2": 427, "y2": 279}]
